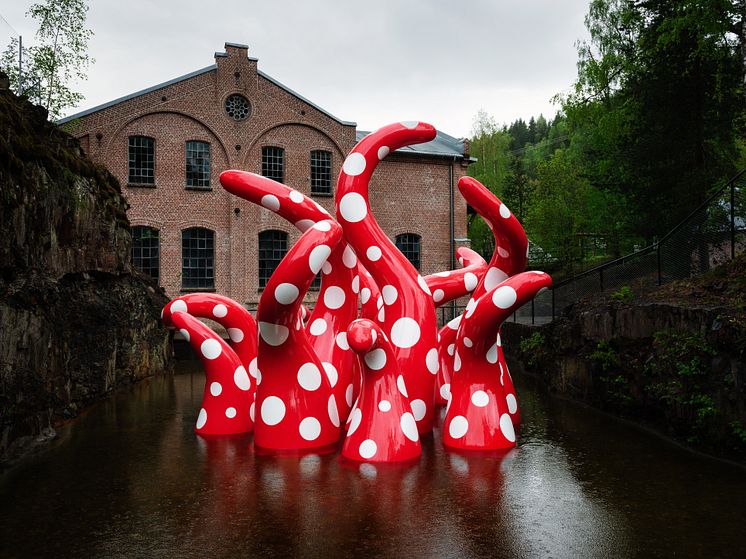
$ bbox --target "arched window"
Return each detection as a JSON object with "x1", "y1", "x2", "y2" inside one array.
[
  {"x1": 262, "y1": 146, "x2": 285, "y2": 183},
  {"x1": 395, "y1": 233, "x2": 421, "y2": 270},
  {"x1": 128, "y1": 135, "x2": 155, "y2": 185},
  {"x1": 310, "y1": 150, "x2": 332, "y2": 195},
  {"x1": 182, "y1": 227, "x2": 215, "y2": 289},
  {"x1": 259, "y1": 230, "x2": 288, "y2": 288},
  {"x1": 185, "y1": 140, "x2": 211, "y2": 189},
  {"x1": 131, "y1": 226, "x2": 159, "y2": 281}
]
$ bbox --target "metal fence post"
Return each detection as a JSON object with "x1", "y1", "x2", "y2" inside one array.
[
  {"x1": 657, "y1": 242, "x2": 662, "y2": 286},
  {"x1": 599, "y1": 268, "x2": 604, "y2": 291},
  {"x1": 731, "y1": 181, "x2": 736, "y2": 260},
  {"x1": 531, "y1": 298, "x2": 535, "y2": 325}
]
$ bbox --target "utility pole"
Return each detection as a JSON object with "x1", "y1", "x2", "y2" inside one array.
[{"x1": 18, "y1": 35, "x2": 23, "y2": 95}]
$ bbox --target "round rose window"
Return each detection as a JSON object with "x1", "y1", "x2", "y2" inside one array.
[{"x1": 225, "y1": 94, "x2": 251, "y2": 120}]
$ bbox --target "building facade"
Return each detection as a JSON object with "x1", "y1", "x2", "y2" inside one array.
[{"x1": 60, "y1": 43, "x2": 472, "y2": 304}]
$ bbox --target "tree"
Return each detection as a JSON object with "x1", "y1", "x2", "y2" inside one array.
[{"x1": 0, "y1": 0, "x2": 93, "y2": 119}]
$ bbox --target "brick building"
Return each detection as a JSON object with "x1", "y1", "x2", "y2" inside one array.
[{"x1": 60, "y1": 42, "x2": 472, "y2": 304}]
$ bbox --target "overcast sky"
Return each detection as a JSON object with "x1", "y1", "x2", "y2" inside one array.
[{"x1": 1, "y1": 0, "x2": 590, "y2": 137}]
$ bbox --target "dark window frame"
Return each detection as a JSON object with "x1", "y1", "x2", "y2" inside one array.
[
  {"x1": 310, "y1": 149, "x2": 332, "y2": 196},
  {"x1": 396, "y1": 233, "x2": 421, "y2": 270},
  {"x1": 131, "y1": 226, "x2": 160, "y2": 282},
  {"x1": 181, "y1": 227, "x2": 215, "y2": 290},
  {"x1": 128, "y1": 135, "x2": 155, "y2": 186},
  {"x1": 262, "y1": 146, "x2": 285, "y2": 184},
  {"x1": 185, "y1": 140, "x2": 211, "y2": 189},
  {"x1": 258, "y1": 229, "x2": 288, "y2": 289}
]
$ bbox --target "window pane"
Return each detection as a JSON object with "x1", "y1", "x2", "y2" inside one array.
[
  {"x1": 396, "y1": 233, "x2": 421, "y2": 270},
  {"x1": 310, "y1": 150, "x2": 332, "y2": 195},
  {"x1": 132, "y1": 226, "x2": 160, "y2": 281},
  {"x1": 258, "y1": 230, "x2": 288, "y2": 288},
  {"x1": 262, "y1": 147, "x2": 285, "y2": 183},
  {"x1": 186, "y1": 141, "x2": 211, "y2": 188},
  {"x1": 182, "y1": 227, "x2": 215, "y2": 289},
  {"x1": 128, "y1": 136, "x2": 155, "y2": 184}
]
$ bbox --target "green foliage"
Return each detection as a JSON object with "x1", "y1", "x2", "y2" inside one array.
[
  {"x1": 610, "y1": 285, "x2": 634, "y2": 304},
  {"x1": 588, "y1": 340, "x2": 619, "y2": 372},
  {"x1": 1, "y1": 0, "x2": 94, "y2": 119},
  {"x1": 519, "y1": 331, "x2": 545, "y2": 367}
]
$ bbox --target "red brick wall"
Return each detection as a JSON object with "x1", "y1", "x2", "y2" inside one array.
[{"x1": 67, "y1": 43, "x2": 471, "y2": 304}]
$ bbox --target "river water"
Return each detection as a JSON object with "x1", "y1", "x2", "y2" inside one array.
[{"x1": 1, "y1": 362, "x2": 744, "y2": 559}]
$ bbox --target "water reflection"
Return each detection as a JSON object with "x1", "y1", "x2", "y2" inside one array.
[{"x1": 1, "y1": 365, "x2": 744, "y2": 558}]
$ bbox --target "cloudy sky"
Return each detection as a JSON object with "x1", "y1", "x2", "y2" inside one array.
[{"x1": 1, "y1": 0, "x2": 590, "y2": 137}]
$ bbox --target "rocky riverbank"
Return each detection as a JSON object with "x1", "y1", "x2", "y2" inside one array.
[{"x1": 0, "y1": 81, "x2": 171, "y2": 466}]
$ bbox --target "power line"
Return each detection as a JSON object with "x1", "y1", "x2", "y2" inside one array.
[{"x1": 0, "y1": 11, "x2": 20, "y2": 37}]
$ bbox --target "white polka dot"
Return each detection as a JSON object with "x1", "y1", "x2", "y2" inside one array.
[
  {"x1": 210, "y1": 381, "x2": 222, "y2": 396},
  {"x1": 417, "y1": 275, "x2": 432, "y2": 295},
  {"x1": 348, "y1": 408, "x2": 362, "y2": 436},
  {"x1": 400, "y1": 412, "x2": 419, "y2": 442},
  {"x1": 377, "y1": 146, "x2": 390, "y2": 160},
  {"x1": 380, "y1": 285, "x2": 397, "y2": 306},
  {"x1": 322, "y1": 362, "x2": 338, "y2": 387},
  {"x1": 171, "y1": 299, "x2": 188, "y2": 314},
  {"x1": 261, "y1": 194, "x2": 280, "y2": 211},
  {"x1": 506, "y1": 393, "x2": 518, "y2": 414},
  {"x1": 309, "y1": 245, "x2": 332, "y2": 274},
  {"x1": 465, "y1": 298, "x2": 478, "y2": 318},
  {"x1": 485, "y1": 267, "x2": 508, "y2": 291},
  {"x1": 397, "y1": 375, "x2": 408, "y2": 397},
  {"x1": 201, "y1": 339, "x2": 222, "y2": 360},
  {"x1": 447, "y1": 343, "x2": 455, "y2": 356},
  {"x1": 299, "y1": 417, "x2": 322, "y2": 441},
  {"x1": 440, "y1": 383, "x2": 451, "y2": 401},
  {"x1": 274, "y1": 283, "x2": 299, "y2": 305},
  {"x1": 497, "y1": 246, "x2": 510, "y2": 258},
  {"x1": 343, "y1": 152, "x2": 367, "y2": 176},
  {"x1": 426, "y1": 348, "x2": 439, "y2": 374},
  {"x1": 447, "y1": 315, "x2": 461, "y2": 330},
  {"x1": 377, "y1": 307, "x2": 385, "y2": 323},
  {"x1": 471, "y1": 390, "x2": 489, "y2": 407},
  {"x1": 449, "y1": 415, "x2": 469, "y2": 438},
  {"x1": 464, "y1": 272, "x2": 478, "y2": 291},
  {"x1": 225, "y1": 407, "x2": 237, "y2": 418},
  {"x1": 212, "y1": 304, "x2": 228, "y2": 318},
  {"x1": 339, "y1": 192, "x2": 368, "y2": 222},
  {"x1": 454, "y1": 351, "x2": 461, "y2": 372},
  {"x1": 227, "y1": 328, "x2": 244, "y2": 343},
  {"x1": 359, "y1": 439, "x2": 377, "y2": 459},
  {"x1": 233, "y1": 366, "x2": 251, "y2": 391},
  {"x1": 411, "y1": 399, "x2": 426, "y2": 421},
  {"x1": 464, "y1": 337, "x2": 473, "y2": 348},
  {"x1": 492, "y1": 285, "x2": 518, "y2": 309},
  {"x1": 486, "y1": 344, "x2": 498, "y2": 364},
  {"x1": 313, "y1": 220, "x2": 332, "y2": 232},
  {"x1": 179, "y1": 328, "x2": 190, "y2": 342},
  {"x1": 322, "y1": 262, "x2": 332, "y2": 276},
  {"x1": 261, "y1": 396, "x2": 286, "y2": 425},
  {"x1": 500, "y1": 413, "x2": 516, "y2": 442},
  {"x1": 378, "y1": 400, "x2": 391, "y2": 412},
  {"x1": 364, "y1": 348, "x2": 387, "y2": 370},
  {"x1": 297, "y1": 362, "x2": 322, "y2": 391},
  {"x1": 258, "y1": 321, "x2": 289, "y2": 346},
  {"x1": 351, "y1": 276, "x2": 360, "y2": 294},
  {"x1": 390, "y1": 317, "x2": 421, "y2": 348},
  {"x1": 497, "y1": 333, "x2": 502, "y2": 347},
  {"x1": 499, "y1": 203, "x2": 511, "y2": 219},
  {"x1": 435, "y1": 271, "x2": 451, "y2": 277},
  {"x1": 248, "y1": 358, "x2": 259, "y2": 378},
  {"x1": 360, "y1": 288, "x2": 371, "y2": 304},
  {"x1": 336, "y1": 332, "x2": 349, "y2": 350},
  {"x1": 377, "y1": 296, "x2": 384, "y2": 309},
  {"x1": 289, "y1": 190, "x2": 304, "y2": 203},
  {"x1": 196, "y1": 408, "x2": 207, "y2": 429},
  {"x1": 323, "y1": 286, "x2": 346, "y2": 309},
  {"x1": 342, "y1": 244, "x2": 357, "y2": 268},
  {"x1": 366, "y1": 246, "x2": 382, "y2": 262},
  {"x1": 345, "y1": 383, "x2": 354, "y2": 407},
  {"x1": 295, "y1": 219, "x2": 315, "y2": 232},
  {"x1": 433, "y1": 289, "x2": 445, "y2": 303},
  {"x1": 249, "y1": 402, "x2": 255, "y2": 422},
  {"x1": 315, "y1": 201, "x2": 330, "y2": 215},
  {"x1": 328, "y1": 395, "x2": 340, "y2": 427},
  {"x1": 400, "y1": 120, "x2": 419, "y2": 129},
  {"x1": 309, "y1": 318, "x2": 327, "y2": 336}
]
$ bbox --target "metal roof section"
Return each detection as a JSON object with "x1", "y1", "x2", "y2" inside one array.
[
  {"x1": 56, "y1": 64, "x2": 218, "y2": 124},
  {"x1": 356, "y1": 128, "x2": 470, "y2": 159}
]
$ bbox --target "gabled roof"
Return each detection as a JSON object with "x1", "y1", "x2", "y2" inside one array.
[{"x1": 356, "y1": 129, "x2": 470, "y2": 159}]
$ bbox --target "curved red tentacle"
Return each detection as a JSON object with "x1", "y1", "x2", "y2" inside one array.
[
  {"x1": 425, "y1": 247, "x2": 488, "y2": 307},
  {"x1": 443, "y1": 271, "x2": 551, "y2": 451},
  {"x1": 341, "y1": 319, "x2": 421, "y2": 463},
  {"x1": 357, "y1": 264, "x2": 381, "y2": 323},
  {"x1": 219, "y1": 170, "x2": 359, "y2": 422},
  {"x1": 335, "y1": 122, "x2": 440, "y2": 433},
  {"x1": 169, "y1": 311, "x2": 254, "y2": 436},
  {"x1": 162, "y1": 293, "x2": 257, "y2": 371},
  {"x1": 254, "y1": 219, "x2": 344, "y2": 452}
]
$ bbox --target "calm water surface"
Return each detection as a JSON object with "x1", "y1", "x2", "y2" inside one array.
[{"x1": 1, "y1": 362, "x2": 744, "y2": 559}]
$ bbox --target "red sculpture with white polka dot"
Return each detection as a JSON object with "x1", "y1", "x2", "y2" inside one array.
[
  {"x1": 443, "y1": 271, "x2": 551, "y2": 451},
  {"x1": 168, "y1": 311, "x2": 254, "y2": 436},
  {"x1": 342, "y1": 319, "x2": 422, "y2": 463},
  {"x1": 253, "y1": 219, "x2": 343, "y2": 452},
  {"x1": 336, "y1": 122, "x2": 441, "y2": 434}
]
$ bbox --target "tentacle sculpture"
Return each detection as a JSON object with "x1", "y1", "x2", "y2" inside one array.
[
  {"x1": 342, "y1": 319, "x2": 421, "y2": 463},
  {"x1": 219, "y1": 170, "x2": 359, "y2": 421},
  {"x1": 162, "y1": 293, "x2": 257, "y2": 371},
  {"x1": 336, "y1": 122, "x2": 440, "y2": 433},
  {"x1": 253, "y1": 219, "x2": 343, "y2": 452},
  {"x1": 424, "y1": 247, "x2": 488, "y2": 306},
  {"x1": 358, "y1": 264, "x2": 382, "y2": 323},
  {"x1": 443, "y1": 271, "x2": 551, "y2": 451},
  {"x1": 169, "y1": 311, "x2": 254, "y2": 436}
]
